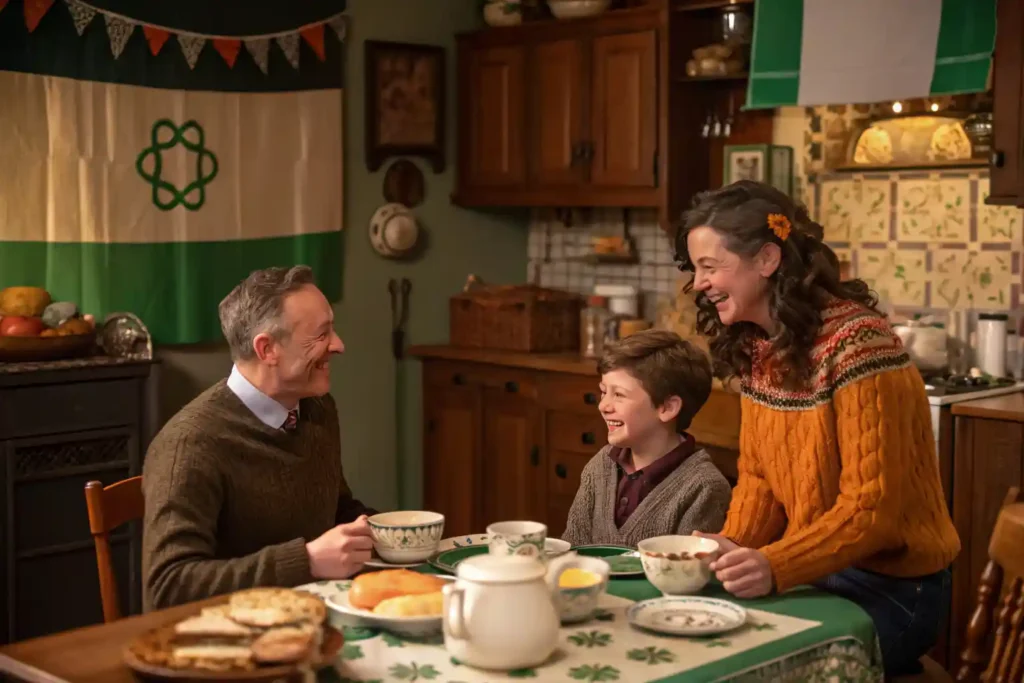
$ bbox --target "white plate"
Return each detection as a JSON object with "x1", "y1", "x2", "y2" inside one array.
[
  {"x1": 436, "y1": 534, "x2": 571, "y2": 556},
  {"x1": 627, "y1": 596, "x2": 747, "y2": 637},
  {"x1": 364, "y1": 554, "x2": 426, "y2": 569},
  {"x1": 324, "y1": 576, "x2": 454, "y2": 637}
]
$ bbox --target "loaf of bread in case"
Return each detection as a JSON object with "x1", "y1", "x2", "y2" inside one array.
[
  {"x1": 372, "y1": 591, "x2": 444, "y2": 617},
  {"x1": 348, "y1": 569, "x2": 447, "y2": 611}
]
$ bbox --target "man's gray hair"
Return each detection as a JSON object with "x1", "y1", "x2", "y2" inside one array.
[{"x1": 218, "y1": 265, "x2": 316, "y2": 361}]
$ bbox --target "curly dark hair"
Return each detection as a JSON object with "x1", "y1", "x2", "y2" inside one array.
[{"x1": 673, "y1": 180, "x2": 880, "y2": 386}]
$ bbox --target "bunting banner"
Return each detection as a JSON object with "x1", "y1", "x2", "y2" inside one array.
[
  {"x1": 0, "y1": 0, "x2": 348, "y2": 344},
  {"x1": 745, "y1": 0, "x2": 996, "y2": 109}
]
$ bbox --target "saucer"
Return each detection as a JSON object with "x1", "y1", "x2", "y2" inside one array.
[{"x1": 626, "y1": 596, "x2": 747, "y2": 637}]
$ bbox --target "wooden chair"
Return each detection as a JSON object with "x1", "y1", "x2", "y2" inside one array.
[
  {"x1": 84, "y1": 476, "x2": 144, "y2": 623},
  {"x1": 956, "y1": 487, "x2": 1024, "y2": 683}
]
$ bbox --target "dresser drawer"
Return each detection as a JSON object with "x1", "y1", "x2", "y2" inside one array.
[
  {"x1": 547, "y1": 411, "x2": 607, "y2": 454},
  {"x1": 0, "y1": 378, "x2": 140, "y2": 439},
  {"x1": 423, "y1": 361, "x2": 539, "y2": 399},
  {"x1": 542, "y1": 374, "x2": 602, "y2": 413}
]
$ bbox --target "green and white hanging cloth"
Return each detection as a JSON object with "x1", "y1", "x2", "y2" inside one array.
[{"x1": 746, "y1": 0, "x2": 996, "y2": 109}]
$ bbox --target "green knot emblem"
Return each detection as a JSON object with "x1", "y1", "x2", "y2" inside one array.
[{"x1": 136, "y1": 119, "x2": 218, "y2": 211}]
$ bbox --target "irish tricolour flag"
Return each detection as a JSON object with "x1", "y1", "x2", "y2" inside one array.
[
  {"x1": 746, "y1": 0, "x2": 996, "y2": 109},
  {"x1": 0, "y1": 0, "x2": 346, "y2": 343}
]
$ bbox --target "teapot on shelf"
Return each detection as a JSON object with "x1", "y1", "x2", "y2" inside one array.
[{"x1": 441, "y1": 552, "x2": 585, "y2": 671}]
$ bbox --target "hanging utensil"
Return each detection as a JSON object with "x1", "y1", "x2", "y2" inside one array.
[
  {"x1": 722, "y1": 92, "x2": 734, "y2": 138},
  {"x1": 388, "y1": 277, "x2": 411, "y2": 360}
]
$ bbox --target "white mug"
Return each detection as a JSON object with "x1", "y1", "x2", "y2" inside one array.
[{"x1": 487, "y1": 521, "x2": 547, "y2": 559}]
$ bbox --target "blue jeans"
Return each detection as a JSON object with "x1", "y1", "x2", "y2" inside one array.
[{"x1": 813, "y1": 566, "x2": 951, "y2": 677}]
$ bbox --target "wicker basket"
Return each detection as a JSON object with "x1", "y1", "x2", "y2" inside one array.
[{"x1": 449, "y1": 284, "x2": 582, "y2": 352}]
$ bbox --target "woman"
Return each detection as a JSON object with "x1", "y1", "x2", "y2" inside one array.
[{"x1": 676, "y1": 180, "x2": 960, "y2": 677}]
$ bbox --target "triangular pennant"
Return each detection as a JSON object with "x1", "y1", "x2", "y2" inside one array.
[
  {"x1": 327, "y1": 15, "x2": 346, "y2": 41},
  {"x1": 142, "y1": 26, "x2": 169, "y2": 56},
  {"x1": 64, "y1": 0, "x2": 95, "y2": 36},
  {"x1": 300, "y1": 26, "x2": 326, "y2": 62},
  {"x1": 103, "y1": 14, "x2": 134, "y2": 58},
  {"x1": 276, "y1": 34, "x2": 300, "y2": 69},
  {"x1": 212, "y1": 38, "x2": 241, "y2": 68},
  {"x1": 24, "y1": 0, "x2": 55, "y2": 32},
  {"x1": 244, "y1": 39, "x2": 270, "y2": 74},
  {"x1": 176, "y1": 35, "x2": 206, "y2": 69}
]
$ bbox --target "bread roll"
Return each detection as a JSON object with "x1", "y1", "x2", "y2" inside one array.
[
  {"x1": 372, "y1": 591, "x2": 444, "y2": 617},
  {"x1": 348, "y1": 570, "x2": 447, "y2": 610}
]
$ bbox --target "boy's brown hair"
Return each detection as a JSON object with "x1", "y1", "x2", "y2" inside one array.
[{"x1": 597, "y1": 329, "x2": 712, "y2": 431}]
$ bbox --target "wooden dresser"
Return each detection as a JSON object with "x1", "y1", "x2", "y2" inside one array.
[
  {"x1": 409, "y1": 345, "x2": 740, "y2": 539},
  {"x1": 0, "y1": 358, "x2": 159, "y2": 644}
]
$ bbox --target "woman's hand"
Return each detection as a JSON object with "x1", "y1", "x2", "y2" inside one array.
[{"x1": 711, "y1": 547, "x2": 774, "y2": 599}]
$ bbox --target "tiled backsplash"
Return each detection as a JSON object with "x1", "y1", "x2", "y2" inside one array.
[{"x1": 528, "y1": 208, "x2": 678, "y2": 321}]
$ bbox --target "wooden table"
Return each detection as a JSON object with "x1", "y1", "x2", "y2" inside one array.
[{"x1": 0, "y1": 596, "x2": 224, "y2": 683}]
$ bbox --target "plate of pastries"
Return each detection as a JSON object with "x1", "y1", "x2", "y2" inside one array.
[
  {"x1": 123, "y1": 587, "x2": 343, "y2": 680},
  {"x1": 325, "y1": 569, "x2": 451, "y2": 636}
]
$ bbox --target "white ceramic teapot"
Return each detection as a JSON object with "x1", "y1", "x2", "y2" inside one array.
[{"x1": 442, "y1": 552, "x2": 584, "y2": 670}]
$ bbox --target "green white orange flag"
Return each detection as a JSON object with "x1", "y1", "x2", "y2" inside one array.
[{"x1": 0, "y1": 0, "x2": 347, "y2": 343}]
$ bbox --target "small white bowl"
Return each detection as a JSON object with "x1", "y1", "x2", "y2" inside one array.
[
  {"x1": 548, "y1": 0, "x2": 611, "y2": 20},
  {"x1": 555, "y1": 556, "x2": 610, "y2": 623},
  {"x1": 368, "y1": 511, "x2": 445, "y2": 564},
  {"x1": 483, "y1": 1, "x2": 522, "y2": 26},
  {"x1": 637, "y1": 535, "x2": 719, "y2": 596}
]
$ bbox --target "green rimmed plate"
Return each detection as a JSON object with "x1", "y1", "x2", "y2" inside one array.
[
  {"x1": 428, "y1": 536, "x2": 573, "y2": 574},
  {"x1": 571, "y1": 544, "x2": 644, "y2": 576},
  {"x1": 428, "y1": 544, "x2": 488, "y2": 574}
]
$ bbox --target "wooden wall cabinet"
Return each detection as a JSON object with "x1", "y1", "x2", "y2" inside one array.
[
  {"x1": 987, "y1": 0, "x2": 1024, "y2": 206},
  {"x1": 414, "y1": 346, "x2": 739, "y2": 540},
  {"x1": 453, "y1": 8, "x2": 661, "y2": 210}
]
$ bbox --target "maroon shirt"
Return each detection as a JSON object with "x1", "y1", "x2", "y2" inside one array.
[{"x1": 608, "y1": 434, "x2": 696, "y2": 528}]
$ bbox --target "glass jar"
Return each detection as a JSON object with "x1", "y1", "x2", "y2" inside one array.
[{"x1": 580, "y1": 295, "x2": 609, "y2": 359}]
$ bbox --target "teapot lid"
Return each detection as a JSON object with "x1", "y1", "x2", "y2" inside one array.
[{"x1": 457, "y1": 554, "x2": 546, "y2": 584}]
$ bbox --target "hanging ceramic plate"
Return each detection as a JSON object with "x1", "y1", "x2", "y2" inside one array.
[
  {"x1": 627, "y1": 597, "x2": 747, "y2": 637},
  {"x1": 571, "y1": 544, "x2": 644, "y2": 576},
  {"x1": 429, "y1": 536, "x2": 572, "y2": 574}
]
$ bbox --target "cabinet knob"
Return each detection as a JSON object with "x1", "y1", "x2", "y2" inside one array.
[
  {"x1": 555, "y1": 463, "x2": 567, "y2": 479},
  {"x1": 581, "y1": 432, "x2": 596, "y2": 445},
  {"x1": 583, "y1": 392, "x2": 598, "y2": 405},
  {"x1": 505, "y1": 381, "x2": 519, "y2": 393},
  {"x1": 452, "y1": 373, "x2": 466, "y2": 385},
  {"x1": 427, "y1": 419, "x2": 437, "y2": 433},
  {"x1": 530, "y1": 446, "x2": 540, "y2": 466},
  {"x1": 991, "y1": 150, "x2": 1005, "y2": 168}
]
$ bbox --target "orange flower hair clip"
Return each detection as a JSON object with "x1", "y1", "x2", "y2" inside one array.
[{"x1": 767, "y1": 213, "x2": 791, "y2": 241}]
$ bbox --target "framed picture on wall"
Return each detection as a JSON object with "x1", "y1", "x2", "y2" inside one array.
[
  {"x1": 723, "y1": 144, "x2": 794, "y2": 196},
  {"x1": 364, "y1": 40, "x2": 446, "y2": 173}
]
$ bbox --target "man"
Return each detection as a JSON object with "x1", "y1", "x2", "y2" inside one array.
[{"x1": 142, "y1": 265, "x2": 376, "y2": 610}]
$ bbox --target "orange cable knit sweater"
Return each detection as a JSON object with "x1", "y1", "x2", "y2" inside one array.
[{"x1": 720, "y1": 300, "x2": 961, "y2": 593}]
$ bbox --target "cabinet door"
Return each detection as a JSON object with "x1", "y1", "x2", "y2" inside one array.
[
  {"x1": 480, "y1": 388, "x2": 545, "y2": 527},
  {"x1": 989, "y1": 0, "x2": 1024, "y2": 205},
  {"x1": 461, "y1": 45, "x2": 527, "y2": 188},
  {"x1": 530, "y1": 39, "x2": 586, "y2": 186},
  {"x1": 423, "y1": 385, "x2": 481, "y2": 537},
  {"x1": 590, "y1": 30, "x2": 657, "y2": 187}
]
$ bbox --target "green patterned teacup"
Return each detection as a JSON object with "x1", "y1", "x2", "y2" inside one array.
[{"x1": 486, "y1": 520, "x2": 547, "y2": 559}]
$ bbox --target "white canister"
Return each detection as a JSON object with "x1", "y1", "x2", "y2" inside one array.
[
  {"x1": 593, "y1": 284, "x2": 639, "y2": 317},
  {"x1": 976, "y1": 313, "x2": 1008, "y2": 377}
]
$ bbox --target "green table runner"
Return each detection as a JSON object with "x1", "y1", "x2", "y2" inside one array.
[{"x1": 300, "y1": 574, "x2": 883, "y2": 682}]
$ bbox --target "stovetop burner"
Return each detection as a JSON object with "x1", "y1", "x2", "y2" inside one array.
[{"x1": 923, "y1": 373, "x2": 1017, "y2": 396}]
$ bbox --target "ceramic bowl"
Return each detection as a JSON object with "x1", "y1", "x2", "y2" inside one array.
[
  {"x1": 548, "y1": 0, "x2": 611, "y2": 20},
  {"x1": 368, "y1": 511, "x2": 445, "y2": 564},
  {"x1": 555, "y1": 556, "x2": 610, "y2": 623},
  {"x1": 637, "y1": 535, "x2": 719, "y2": 595},
  {"x1": 483, "y1": 1, "x2": 522, "y2": 26}
]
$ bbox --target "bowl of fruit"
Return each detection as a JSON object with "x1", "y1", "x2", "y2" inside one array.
[{"x1": 0, "y1": 286, "x2": 98, "y2": 362}]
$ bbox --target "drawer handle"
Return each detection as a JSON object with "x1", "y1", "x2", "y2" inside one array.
[
  {"x1": 991, "y1": 150, "x2": 1005, "y2": 168},
  {"x1": 583, "y1": 392, "x2": 598, "y2": 405},
  {"x1": 452, "y1": 373, "x2": 466, "y2": 386},
  {"x1": 581, "y1": 432, "x2": 596, "y2": 445},
  {"x1": 530, "y1": 446, "x2": 539, "y2": 466},
  {"x1": 505, "y1": 381, "x2": 519, "y2": 393},
  {"x1": 555, "y1": 463, "x2": 567, "y2": 479}
]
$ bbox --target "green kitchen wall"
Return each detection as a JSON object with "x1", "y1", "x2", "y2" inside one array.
[{"x1": 155, "y1": 0, "x2": 528, "y2": 510}]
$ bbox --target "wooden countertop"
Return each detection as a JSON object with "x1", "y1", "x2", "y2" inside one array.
[
  {"x1": 951, "y1": 391, "x2": 1024, "y2": 423},
  {"x1": 408, "y1": 344, "x2": 738, "y2": 392}
]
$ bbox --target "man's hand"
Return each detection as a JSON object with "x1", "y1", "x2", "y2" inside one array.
[
  {"x1": 306, "y1": 515, "x2": 374, "y2": 579},
  {"x1": 710, "y1": 547, "x2": 774, "y2": 599},
  {"x1": 692, "y1": 531, "x2": 740, "y2": 558}
]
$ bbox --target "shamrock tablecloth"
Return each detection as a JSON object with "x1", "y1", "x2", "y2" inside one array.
[{"x1": 297, "y1": 576, "x2": 883, "y2": 683}]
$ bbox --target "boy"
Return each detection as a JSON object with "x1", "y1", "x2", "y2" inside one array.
[{"x1": 562, "y1": 329, "x2": 731, "y2": 547}]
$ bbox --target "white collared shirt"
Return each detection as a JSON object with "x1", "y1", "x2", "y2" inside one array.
[{"x1": 226, "y1": 365, "x2": 296, "y2": 429}]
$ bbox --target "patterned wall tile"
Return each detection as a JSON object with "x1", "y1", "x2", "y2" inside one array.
[
  {"x1": 896, "y1": 178, "x2": 971, "y2": 242},
  {"x1": 857, "y1": 247, "x2": 928, "y2": 307},
  {"x1": 820, "y1": 178, "x2": 890, "y2": 242},
  {"x1": 932, "y1": 247, "x2": 1015, "y2": 310},
  {"x1": 978, "y1": 178, "x2": 1021, "y2": 243}
]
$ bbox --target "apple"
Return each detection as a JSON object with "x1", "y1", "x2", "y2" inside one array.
[{"x1": 0, "y1": 316, "x2": 45, "y2": 337}]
